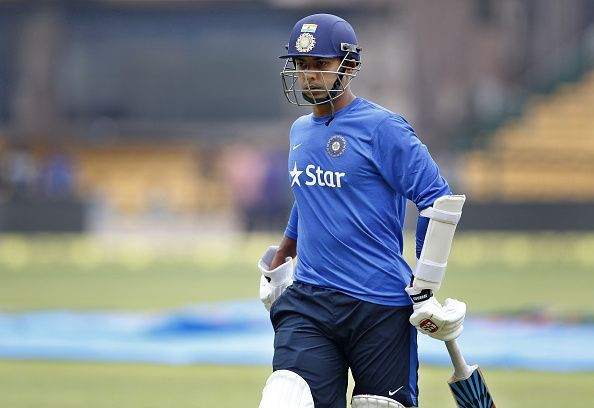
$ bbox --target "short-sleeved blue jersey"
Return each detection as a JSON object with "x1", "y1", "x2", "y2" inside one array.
[{"x1": 284, "y1": 97, "x2": 450, "y2": 306}]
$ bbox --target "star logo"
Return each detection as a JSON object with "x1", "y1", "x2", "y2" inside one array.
[{"x1": 289, "y1": 162, "x2": 303, "y2": 186}]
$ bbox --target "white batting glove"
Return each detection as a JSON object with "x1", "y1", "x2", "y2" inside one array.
[
  {"x1": 258, "y1": 246, "x2": 293, "y2": 311},
  {"x1": 405, "y1": 287, "x2": 466, "y2": 341}
]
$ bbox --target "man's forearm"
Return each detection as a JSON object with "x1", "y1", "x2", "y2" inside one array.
[{"x1": 270, "y1": 235, "x2": 297, "y2": 269}]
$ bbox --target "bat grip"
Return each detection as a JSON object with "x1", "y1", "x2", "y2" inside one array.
[{"x1": 445, "y1": 339, "x2": 473, "y2": 380}]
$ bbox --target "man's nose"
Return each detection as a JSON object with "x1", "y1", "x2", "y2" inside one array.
[{"x1": 304, "y1": 68, "x2": 318, "y2": 81}]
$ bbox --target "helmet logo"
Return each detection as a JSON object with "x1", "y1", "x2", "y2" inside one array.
[
  {"x1": 295, "y1": 33, "x2": 316, "y2": 53},
  {"x1": 301, "y1": 23, "x2": 318, "y2": 33}
]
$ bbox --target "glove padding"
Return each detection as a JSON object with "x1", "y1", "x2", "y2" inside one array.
[
  {"x1": 258, "y1": 246, "x2": 293, "y2": 311},
  {"x1": 405, "y1": 287, "x2": 466, "y2": 341}
]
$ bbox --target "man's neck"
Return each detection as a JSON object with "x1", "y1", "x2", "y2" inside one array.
[{"x1": 312, "y1": 91, "x2": 356, "y2": 117}]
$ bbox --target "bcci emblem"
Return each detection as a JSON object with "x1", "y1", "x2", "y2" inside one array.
[
  {"x1": 326, "y1": 135, "x2": 347, "y2": 158},
  {"x1": 296, "y1": 33, "x2": 316, "y2": 53}
]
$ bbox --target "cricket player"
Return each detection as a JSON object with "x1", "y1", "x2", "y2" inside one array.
[{"x1": 258, "y1": 14, "x2": 467, "y2": 408}]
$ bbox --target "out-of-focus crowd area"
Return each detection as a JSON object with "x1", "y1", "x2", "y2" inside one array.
[{"x1": 1, "y1": 0, "x2": 594, "y2": 235}]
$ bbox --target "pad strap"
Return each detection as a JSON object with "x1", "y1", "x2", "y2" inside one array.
[
  {"x1": 413, "y1": 259, "x2": 446, "y2": 285},
  {"x1": 420, "y1": 206, "x2": 461, "y2": 225}
]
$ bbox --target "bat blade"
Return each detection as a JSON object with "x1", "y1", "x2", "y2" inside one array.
[{"x1": 448, "y1": 365, "x2": 495, "y2": 408}]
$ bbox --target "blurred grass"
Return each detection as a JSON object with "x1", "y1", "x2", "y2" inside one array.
[
  {"x1": 0, "y1": 361, "x2": 592, "y2": 407},
  {"x1": 0, "y1": 361, "x2": 270, "y2": 407},
  {"x1": 1, "y1": 232, "x2": 593, "y2": 314},
  {"x1": 1, "y1": 232, "x2": 594, "y2": 407}
]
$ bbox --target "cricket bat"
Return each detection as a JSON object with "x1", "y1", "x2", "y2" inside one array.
[{"x1": 445, "y1": 339, "x2": 495, "y2": 408}]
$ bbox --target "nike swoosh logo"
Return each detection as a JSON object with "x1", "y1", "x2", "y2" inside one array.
[
  {"x1": 292, "y1": 143, "x2": 302, "y2": 150},
  {"x1": 388, "y1": 386, "x2": 403, "y2": 396}
]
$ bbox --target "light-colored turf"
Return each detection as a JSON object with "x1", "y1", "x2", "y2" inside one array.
[
  {"x1": 1, "y1": 232, "x2": 594, "y2": 407},
  {"x1": 0, "y1": 361, "x2": 593, "y2": 407},
  {"x1": 0, "y1": 361, "x2": 271, "y2": 408}
]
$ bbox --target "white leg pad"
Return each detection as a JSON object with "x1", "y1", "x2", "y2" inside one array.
[
  {"x1": 259, "y1": 370, "x2": 314, "y2": 408},
  {"x1": 352, "y1": 395, "x2": 406, "y2": 408}
]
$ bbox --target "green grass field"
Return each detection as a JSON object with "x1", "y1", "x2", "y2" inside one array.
[{"x1": 1, "y1": 232, "x2": 593, "y2": 407}]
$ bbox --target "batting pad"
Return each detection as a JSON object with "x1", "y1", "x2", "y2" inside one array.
[
  {"x1": 259, "y1": 370, "x2": 314, "y2": 408},
  {"x1": 351, "y1": 395, "x2": 405, "y2": 408}
]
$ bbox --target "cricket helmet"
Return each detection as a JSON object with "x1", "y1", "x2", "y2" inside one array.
[{"x1": 280, "y1": 14, "x2": 362, "y2": 106}]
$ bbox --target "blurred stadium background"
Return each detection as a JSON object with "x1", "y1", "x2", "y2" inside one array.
[{"x1": 1, "y1": 0, "x2": 594, "y2": 407}]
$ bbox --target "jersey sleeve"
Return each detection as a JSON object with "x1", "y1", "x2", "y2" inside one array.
[
  {"x1": 371, "y1": 115, "x2": 451, "y2": 210},
  {"x1": 284, "y1": 201, "x2": 298, "y2": 240},
  {"x1": 415, "y1": 216, "x2": 429, "y2": 259},
  {"x1": 372, "y1": 115, "x2": 451, "y2": 259}
]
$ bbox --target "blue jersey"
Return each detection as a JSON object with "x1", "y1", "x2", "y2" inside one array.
[{"x1": 284, "y1": 97, "x2": 451, "y2": 306}]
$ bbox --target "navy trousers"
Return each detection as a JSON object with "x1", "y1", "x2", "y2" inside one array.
[{"x1": 270, "y1": 281, "x2": 418, "y2": 408}]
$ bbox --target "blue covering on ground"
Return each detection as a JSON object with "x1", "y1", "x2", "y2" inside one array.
[{"x1": 1, "y1": 300, "x2": 593, "y2": 372}]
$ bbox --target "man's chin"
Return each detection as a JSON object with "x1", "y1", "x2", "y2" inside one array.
[{"x1": 302, "y1": 93, "x2": 331, "y2": 104}]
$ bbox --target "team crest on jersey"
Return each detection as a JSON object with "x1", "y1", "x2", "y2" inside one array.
[
  {"x1": 326, "y1": 135, "x2": 347, "y2": 158},
  {"x1": 296, "y1": 33, "x2": 316, "y2": 53}
]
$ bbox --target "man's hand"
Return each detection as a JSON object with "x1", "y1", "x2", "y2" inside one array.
[
  {"x1": 258, "y1": 246, "x2": 294, "y2": 311},
  {"x1": 405, "y1": 287, "x2": 466, "y2": 341}
]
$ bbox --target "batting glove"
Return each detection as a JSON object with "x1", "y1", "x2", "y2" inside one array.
[
  {"x1": 258, "y1": 246, "x2": 293, "y2": 311},
  {"x1": 405, "y1": 287, "x2": 466, "y2": 342}
]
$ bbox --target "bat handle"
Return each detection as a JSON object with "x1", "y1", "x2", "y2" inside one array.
[{"x1": 445, "y1": 339, "x2": 473, "y2": 380}]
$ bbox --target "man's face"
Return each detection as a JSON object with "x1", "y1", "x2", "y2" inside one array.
[{"x1": 293, "y1": 57, "x2": 343, "y2": 103}]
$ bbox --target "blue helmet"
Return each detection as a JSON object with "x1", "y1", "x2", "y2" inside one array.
[
  {"x1": 280, "y1": 14, "x2": 362, "y2": 107},
  {"x1": 280, "y1": 13, "x2": 361, "y2": 60}
]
